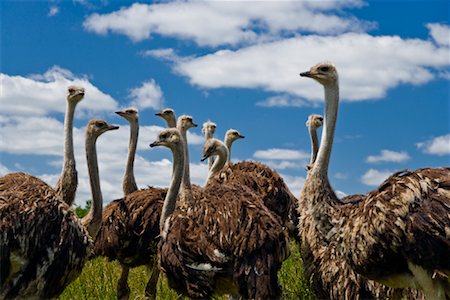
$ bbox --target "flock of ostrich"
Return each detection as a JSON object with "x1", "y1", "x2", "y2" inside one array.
[{"x1": 0, "y1": 62, "x2": 449, "y2": 300}]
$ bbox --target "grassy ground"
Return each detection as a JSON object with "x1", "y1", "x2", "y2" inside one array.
[{"x1": 61, "y1": 242, "x2": 314, "y2": 299}]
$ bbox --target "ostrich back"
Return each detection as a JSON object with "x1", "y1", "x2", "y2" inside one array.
[
  {"x1": 209, "y1": 161, "x2": 300, "y2": 238},
  {"x1": 93, "y1": 187, "x2": 165, "y2": 267},
  {"x1": 159, "y1": 184, "x2": 290, "y2": 299},
  {"x1": 0, "y1": 172, "x2": 91, "y2": 299}
]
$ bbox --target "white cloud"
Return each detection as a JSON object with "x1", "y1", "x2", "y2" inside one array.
[
  {"x1": 0, "y1": 164, "x2": 12, "y2": 176},
  {"x1": 174, "y1": 30, "x2": 449, "y2": 102},
  {"x1": 256, "y1": 95, "x2": 312, "y2": 108},
  {"x1": 417, "y1": 134, "x2": 450, "y2": 156},
  {"x1": 366, "y1": 149, "x2": 410, "y2": 163},
  {"x1": 262, "y1": 160, "x2": 306, "y2": 170},
  {"x1": 142, "y1": 48, "x2": 183, "y2": 63},
  {"x1": 253, "y1": 148, "x2": 310, "y2": 160},
  {"x1": 129, "y1": 79, "x2": 164, "y2": 110},
  {"x1": 334, "y1": 172, "x2": 348, "y2": 180},
  {"x1": 426, "y1": 23, "x2": 450, "y2": 47},
  {"x1": 0, "y1": 66, "x2": 118, "y2": 117},
  {"x1": 83, "y1": 1, "x2": 370, "y2": 46},
  {"x1": 48, "y1": 6, "x2": 59, "y2": 17},
  {"x1": 361, "y1": 168, "x2": 392, "y2": 186}
]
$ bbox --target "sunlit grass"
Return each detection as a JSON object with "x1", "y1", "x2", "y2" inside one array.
[{"x1": 61, "y1": 242, "x2": 314, "y2": 299}]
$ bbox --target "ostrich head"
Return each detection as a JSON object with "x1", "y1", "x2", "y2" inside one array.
[
  {"x1": 225, "y1": 129, "x2": 245, "y2": 143},
  {"x1": 150, "y1": 128, "x2": 182, "y2": 150},
  {"x1": 155, "y1": 108, "x2": 175, "y2": 122},
  {"x1": 177, "y1": 115, "x2": 198, "y2": 131},
  {"x1": 67, "y1": 85, "x2": 85, "y2": 103},
  {"x1": 201, "y1": 138, "x2": 221, "y2": 161},
  {"x1": 115, "y1": 107, "x2": 139, "y2": 122},
  {"x1": 87, "y1": 118, "x2": 119, "y2": 139},
  {"x1": 300, "y1": 62, "x2": 338, "y2": 86},
  {"x1": 305, "y1": 114, "x2": 324, "y2": 129},
  {"x1": 202, "y1": 121, "x2": 217, "y2": 137}
]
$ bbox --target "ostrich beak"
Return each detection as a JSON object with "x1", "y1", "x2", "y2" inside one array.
[
  {"x1": 115, "y1": 111, "x2": 125, "y2": 117},
  {"x1": 239, "y1": 134, "x2": 245, "y2": 139},
  {"x1": 155, "y1": 112, "x2": 162, "y2": 117},
  {"x1": 192, "y1": 123, "x2": 198, "y2": 127},
  {"x1": 201, "y1": 149, "x2": 213, "y2": 161},
  {"x1": 150, "y1": 140, "x2": 160, "y2": 148},
  {"x1": 300, "y1": 71, "x2": 313, "y2": 78},
  {"x1": 108, "y1": 125, "x2": 120, "y2": 131}
]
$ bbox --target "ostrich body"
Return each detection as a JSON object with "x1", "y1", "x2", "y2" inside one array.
[
  {"x1": 116, "y1": 108, "x2": 139, "y2": 195},
  {"x1": 202, "y1": 120, "x2": 217, "y2": 169},
  {"x1": 0, "y1": 119, "x2": 118, "y2": 299},
  {"x1": 54, "y1": 86, "x2": 85, "y2": 206},
  {"x1": 298, "y1": 62, "x2": 444, "y2": 299},
  {"x1": 151, "y1": 128, "x2": 290, "y2": 299},
  {"x1": 92, "y1": 113, "x2": 196, "y2": 300}
]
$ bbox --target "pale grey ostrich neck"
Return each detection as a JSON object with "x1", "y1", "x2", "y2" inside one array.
[
  {"x1": 160, "y1": 139, "x2": 185, "y2": 233},
  {"x1": 177, "y1": 122, "x2": 193, "y2": 206},
  {"x1": 205, "y1": 141, "x2": 229, "y2": 185},
  {"x1": 56, "y1": 99, "x2": 78, "y2": 205},
  {"x1": 81, "y1": 134, "x2": 103, "y2": 239},
  {"x1": 123, "y1": 117, "x2": 138, "y2": 195},
  {"x1": 309, "y1": 123, "x2": 320, "y2": 167},
  {"x1": 311, "y1": 83, "x2": 339, "y2": 178},
  {"x1": 224, "y1": 134, "x2": 234, "y2": 164}
]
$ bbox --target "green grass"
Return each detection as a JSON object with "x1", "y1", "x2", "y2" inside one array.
[{"x1": 61, "y1": 242, "x2": 314, "y2": 299}]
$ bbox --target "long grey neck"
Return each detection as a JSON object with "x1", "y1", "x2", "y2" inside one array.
[
  {"x1": 178, "y1": 126, "x2": 192, "y2": 206},
  {"x1": 205, "y1": 144, "x2": 228, "y2": 186},
  {"x1": 224, "y1": 136, "x2": 233, "y2": 164},
  {"x1": 311, "y1": 82, "x2": 339, "y2": 178},
  {"x1": 160, "y1": 142, "x2": 184, "y2": 233},
  {"x1": 123, "y1": 119, "x2": 138, "y2": 195},
  {"x1": 309, "y1": 125, "x2": 320, "y2": 166},
  {"x1": 205, "y1": 131, "x2": 215, "y2": 169},
  {"x1": 81, "y1": 135, "x2": 103, "y2": 239},
  {"x1": 166, "y1": 118, "x2": 176, "y2": 128},
  {"x1": 56, "y1": 101, "x2": 77, "y2": 205}
]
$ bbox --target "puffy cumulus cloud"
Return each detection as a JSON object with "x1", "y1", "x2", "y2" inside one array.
[
  {"x1": 366, "y1": 149, "x2": 410, "y2": 163},
  {"x1": 254, "y1": 148, "x2": 310, "y2": 160},
  {"x1": 175, "y1": 30, "x2": 449, "y2": 102},
  {"x1": 416, "y1": 134, "x2": 450, "y2": 156},
  {"x1": 0, "y1": 164, "x2": 12, "y2": 176},
  {"x1": 279, "y1": 173, "x2": 305, "y2": 196},
  {"x1": 361, "y1": 168, "x2": 392, "y2": 186},
  {"x1": 426, "y1": 23, "x2": 450, "y2": 47},
  {"x1": 0, "y1": 66, "x2": 118, "y2": 117},
  {"x1": 142, "y1": 48, "x2": 183, "y2": 63},
  {"x1": 256, "y1": 95, "x2": 312, "y2": 108},
  {"x1": 129, "y1": 79, "x2": 164, "y2": 110},
  {"x1": 48, "y1": 6, "x2": 59, "y2": 17},
  {"x1": 263, "y1": 160, "x2": 306, "y2": 170},
  {"x1": 83, "y1": 1, "x2": 370, "y2": 46}
]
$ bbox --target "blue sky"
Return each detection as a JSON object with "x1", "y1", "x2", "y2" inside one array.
[{"x1": 1, "y1": 0, "x2": 449, "y2": 207}]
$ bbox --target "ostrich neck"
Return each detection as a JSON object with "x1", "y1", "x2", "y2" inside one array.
[
  {"x1": 123, "y1": 119, "x2": 138, "y2": 195},
  {"x1": 224, "y1": 136, "x2": 233, "y2": 163},
  {"x1": 160, "y1": 142, "x2": 184, "y2": 233},
  {"x1": 309, "y1": 126, "x2": 319, "y2": 166},
  {"x1": 205, "y1": 131, "x2": 215, "y2": 169},
  {"x1": 205, "y1": 145, "x2": 228, "y2": 185},
  {"x1": 166, "y1": 118, "x2": 176, "y2": 128},
  {"x1": 81, "y1": 136, "x2": 103, "y2": 239},
  {"x1": 56, "y1": 101, "x2": 78, "y2": 205},
  {"x1": 178, "y1": 127, "x2": 193, "y2": 207},
  {"x1": 311, "y1": 83, "x2": 339, "y2": 177}
]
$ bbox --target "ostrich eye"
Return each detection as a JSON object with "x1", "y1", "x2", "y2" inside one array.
[
  {"x1": 318, "y1": 117, "x2": 323, "y2": 121},
  {"x1": 68, "y1": 88, "x2": 75, "y2": 93},
  {"x1": 126, "y1": 110, "x2": 133, "y2": 114},
  {"x1": 160, "y1": 133, "x2": 168, "y2": 139},
  {"x1": 319, "y1": 66, "x2": 330, "y2": 72},
  {"x1": 96, "y1": 121, "x2": 106, "y2": 127}
]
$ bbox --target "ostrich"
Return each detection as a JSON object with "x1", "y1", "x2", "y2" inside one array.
[
  {"x1": 93, "y1": 114, "x2": 197, "y2": 300},
  {"x1": 224, "y1": 129, "x2": 245, "y2": 164},
  {"x1": 305, "y1": 114, "x2": 323, "y2": 171},
  {"x1": 150, "y1": 128, "x2": 290, "y2": 299},
  {"x1": 0, "y1": 119, "x2": 118, "y2": 299},
  {"x1": 202, "y1": 120, "x2": 217, "y2": 169},
  {"x1": 54, "y1": 85, "x2": 85, "y2": 206},
  {"x1": 298, "y1": 62, "x2": 446, "y2": 299},
  {"x1": 115, "y1": 108, "x2": 139, "y2": 195},
  {"x1": 155, "y1": 108, "x2": 176, "y2": 128}
]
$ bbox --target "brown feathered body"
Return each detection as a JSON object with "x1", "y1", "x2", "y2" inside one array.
[
  {"x1": 159, "y1": 184, "x2": 290, "y2": 299},
  {"x1": 93, "y1": 187, "x2": 165, "y2": 267},
  {"x1": 208, "y1": 161, "x2": 300, "y2": 240},
  {"x1": 299, "y1": 168, "x2": 450, "y2": 299},
  {"x1": 0, "y1": 172, "x2": 91, "y2": 299}
]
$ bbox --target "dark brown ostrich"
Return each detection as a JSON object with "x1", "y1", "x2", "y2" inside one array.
[
  {"x1": 298, "y1": 62, "x2": 446, "y2": 299},
  {"x1": 93, "y1": 113, "x2": 197, "y2": 300},
  {"x1": 0, "y1": 119, "x2": 118, "y2": 299},
  {"x1": 152, "y1": 129, "x2": 290, "y2": 299}
]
